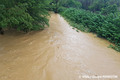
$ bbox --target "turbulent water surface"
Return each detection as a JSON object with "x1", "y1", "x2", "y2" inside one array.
[{"x1": 0, "y1": 13, "x2": 120, "y2": 80}]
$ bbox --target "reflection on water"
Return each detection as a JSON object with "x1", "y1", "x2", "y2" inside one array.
[{"x1": 0, "y1": 13, "x2": 120, "y2": 80}]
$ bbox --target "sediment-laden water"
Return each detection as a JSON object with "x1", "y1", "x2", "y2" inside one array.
[{"x1": 0, "y1": 13, "x2": 120, "y2": 80}]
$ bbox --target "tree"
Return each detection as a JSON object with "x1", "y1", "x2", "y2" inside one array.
[
  {"x1": 0, "y1": 0, "x2": 49, "y2": 33},
  {"x1": 101, "y1": 4, "x2": 118, "y2": 15},
  {"x1": 78, "y1": 0, "x2": 120, "y2": 12},
  {"x1": 50, "y1": 0, "x2": 81, "y2": 13}
]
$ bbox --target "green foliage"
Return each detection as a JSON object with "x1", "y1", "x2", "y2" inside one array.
[
  {"x1": 62, "y1": 0, "x2": 82, "y2": 9},
  {"x1": 0, "y1": 3, "x2": 33, "y2": 32},
  {"x1": 109, "y1": 44, "x2": 120, "y2": 52},
  {"x1": 0, "y1": 0, "x2": 49, "y2": 33},
  {"x1": 101, "y1": 4, "x2": 118, "y2": 15},
  {"x1": 61, "y1": 8, "x2": 120, "y2": 51},
  {"x1": 78, "y1": 0, "x2": 120, "y2": 14},
  {"x1": 48, "y1": 0, "x2": 82, "y2": 13}
]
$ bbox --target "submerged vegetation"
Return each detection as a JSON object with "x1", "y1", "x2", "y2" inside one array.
[{"x1": 0, "y1": 0, "x2": 120, "y2": 51}]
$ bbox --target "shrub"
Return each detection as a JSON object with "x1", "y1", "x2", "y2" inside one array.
[
  {"x1": 61, "y1": 8, "x2": 120, "y2": 51},
  {"x1": 0, "y1": 0, "x2": 49, "y2": 33}
]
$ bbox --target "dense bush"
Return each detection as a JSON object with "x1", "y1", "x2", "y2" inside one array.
[
  {"x1": 61, "y1": 8, "x2": 120, "y2": 51},
  {"x1": 101, "y1": 4, "x2": 118, "y2": 15},
  {"x1": 78, "y1": 0, "x2": 120, "y2": 14},
  {"x1": 47, "y1": 0, "x2": 81, "y2": 13},
  {"x1": 62, "y1": 0, "x2": 82, "y2": 9},
  {"x1": 0, "y1": 0, "x2": 49, "y2": 33}
]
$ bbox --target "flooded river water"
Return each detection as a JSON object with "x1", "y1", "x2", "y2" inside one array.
[{"x1": 0, "y1": 13, "x2": 120, "y2": 80}]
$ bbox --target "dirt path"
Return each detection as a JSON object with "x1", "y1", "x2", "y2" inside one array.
[{"x1": 0, "y1": 13, "x2": 120, "y2": 80}]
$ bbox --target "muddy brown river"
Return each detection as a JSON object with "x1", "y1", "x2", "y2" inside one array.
[{"x1": 0, "y1": 13, "x2": 120, "y2": 80}]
